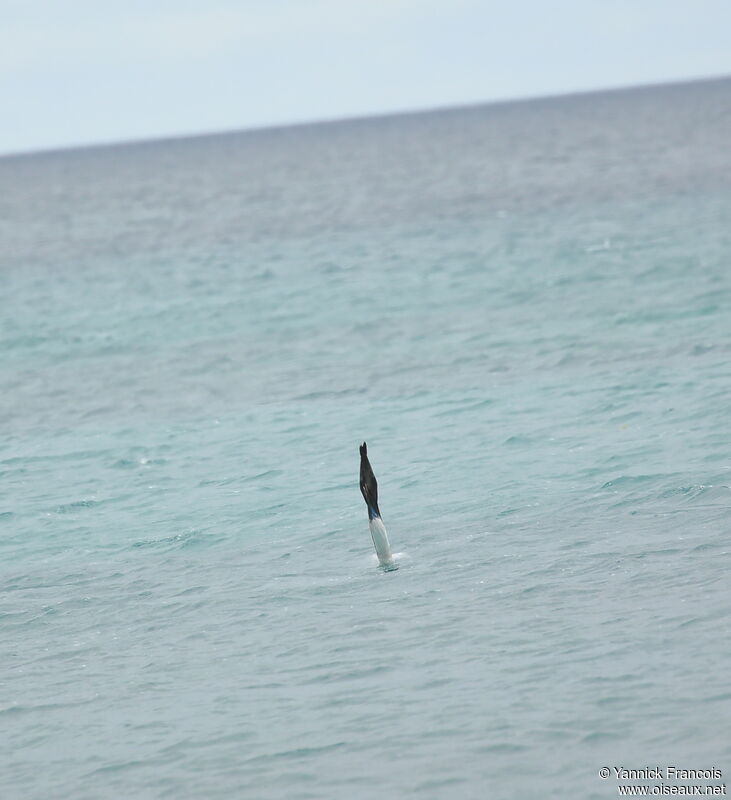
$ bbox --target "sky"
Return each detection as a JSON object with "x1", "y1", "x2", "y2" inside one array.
[{"x1": 2, "y1": 0, "x2": 730, "y2": 155}]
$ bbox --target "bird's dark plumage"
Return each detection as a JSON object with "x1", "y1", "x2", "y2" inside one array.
[{"x1": 359, "y1": 442, "x2": 381, "y2": 520}]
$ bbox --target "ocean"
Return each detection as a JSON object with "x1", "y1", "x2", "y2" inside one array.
[{"x1": 2, "y1": 76, "x2": 730, "y2": 799}]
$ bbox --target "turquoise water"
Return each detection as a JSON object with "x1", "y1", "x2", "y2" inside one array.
[{"x1": 2, "y1": 77, "x2": 731, "y2": 799}]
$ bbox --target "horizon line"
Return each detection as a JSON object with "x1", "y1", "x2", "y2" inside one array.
[{"x1": 2, "y1": 71, "x2": 729, "y2": 161}]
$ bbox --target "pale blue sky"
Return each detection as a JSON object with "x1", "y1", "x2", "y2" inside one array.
[{"x1": 2, "y1": 0, "x2": 729, "y2": 154}]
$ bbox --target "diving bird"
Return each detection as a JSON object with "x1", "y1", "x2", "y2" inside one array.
[{"x1": 359, "y1": 442, "x2": 395, "y2": 568}]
